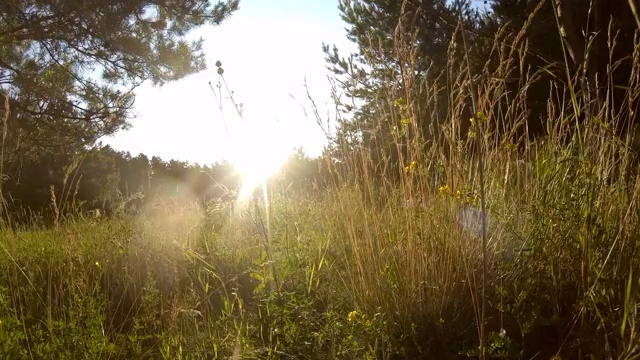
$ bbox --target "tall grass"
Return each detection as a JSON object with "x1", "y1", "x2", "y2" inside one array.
[
  {"x1": 0, "y1": 4, "x2": 639, "y2": 359},
  {"x1": 315, "y1": 2, "x2": 640, "y2": 357}
]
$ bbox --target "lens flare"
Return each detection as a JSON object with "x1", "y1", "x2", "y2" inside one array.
[{"x1": 228, "y1": 118, "x2": 291, "y2": 201}]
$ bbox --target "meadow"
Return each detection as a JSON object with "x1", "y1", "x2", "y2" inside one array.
[
  {"x1": 2, "y1": 4, "x2": 640, "y2": 359},
  {"x1": 1, "y1": 87, "x2": 639, "y2": 359}
]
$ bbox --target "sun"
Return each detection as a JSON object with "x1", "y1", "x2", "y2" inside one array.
[{"x1": 227, "y1": 118, "x2": 292, "y2": 201}]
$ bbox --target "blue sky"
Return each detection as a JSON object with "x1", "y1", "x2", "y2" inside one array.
[{"x1": 102, "y1": 0, "x2": 355, "y2": 166}]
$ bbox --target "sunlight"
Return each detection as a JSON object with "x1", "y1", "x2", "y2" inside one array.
[{"x1": 227, "y1": 117, "x2": 293, "y2": 201}]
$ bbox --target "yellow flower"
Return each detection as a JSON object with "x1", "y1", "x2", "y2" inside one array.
[
  {"x1": 348, "y1": 310, "x2": 358, "y2": 323},
  {"x1": 476, "y1": 111, "x2": 488, "y2": 122},
  {"x1": 439, "y1": 185, "x2": 451, "y2": 196},
  {"x1": 405, "y1": 160, "x2": 417, "y2": 173}
]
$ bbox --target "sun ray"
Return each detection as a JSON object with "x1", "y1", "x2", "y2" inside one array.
[{"x1": 227, "y1": 117, "x2": 291, "y2": 201}]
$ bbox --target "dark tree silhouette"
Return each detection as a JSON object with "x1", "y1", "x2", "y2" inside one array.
[{"x1": 325, "y1": 0, "x2": 640, "y2": 176}]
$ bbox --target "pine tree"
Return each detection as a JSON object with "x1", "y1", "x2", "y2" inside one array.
[
  {"x1": 324, "y1": 0, "x2": 478, "y2": 177},
  {"x1": 0, "y1": 0, "x2": 238, "y2": 152}
]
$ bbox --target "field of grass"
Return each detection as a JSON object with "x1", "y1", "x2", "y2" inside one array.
[
  {"x1": 2, "y1": 18, "x2": 640, "y2": 360},
  {"x1": 1, "y1": 129, "x2": 639, "y2": 359}
]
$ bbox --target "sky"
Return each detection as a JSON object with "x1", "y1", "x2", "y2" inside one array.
[{"x1": 101, "y1": 0, "x2": 356, "y2": 166}]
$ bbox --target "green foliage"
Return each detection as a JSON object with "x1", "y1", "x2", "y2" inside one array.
[
  {"x1": 323, "y1": 0, "x2": 480, "y2": 174},
  {"x1": 0, "y1": 143, "x2": 255, "y2": 223},
  {"x1": 0, "y1": 0, "x2": 239, "y2": 203},
  {"x1": 0, "y1": 0, "x2": 239, "y2": 226},
  {"x1": 3, "y1": 0, "x2": 640, "y2": 358},
  {"x1": 0, "y1": 287, "x2": 29, "y2": 359}
]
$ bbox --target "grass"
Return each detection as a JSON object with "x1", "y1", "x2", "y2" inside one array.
[
  {"x1": 1, "y1": 8, "x2": 640, "y2": 360},
  {"x1": 0, "y1": 196, "x2": 406, "y2": 359},
  {"x1": 0, "y1": 146, "x2": 638, "y2": 358}
]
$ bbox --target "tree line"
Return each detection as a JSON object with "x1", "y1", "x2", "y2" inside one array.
[
  {"x1": 0, "y1": 141, "x2": 332, "y2": 225},
  {"x1": 0, "y1": 143, "x2": 232, "y2": 222}
]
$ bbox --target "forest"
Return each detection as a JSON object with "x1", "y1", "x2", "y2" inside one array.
[{"x1": 1, "y1": 0, "x2": 640, "y2": 359}]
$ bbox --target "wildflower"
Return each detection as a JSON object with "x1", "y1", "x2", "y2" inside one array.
[
  {"x1": 470, "y1": 111, "x2": 487, "y2": 126},
  {"x1": 439, "y1": 185, "x2": 451, "y2": 196},
  {"x1": 393, "y1": 98, "x2": 404, "y2": 108},
  {"x1": 401, "y1": 118, "x2": 410, "y2": 126},
  {"x1": 475, "y1": 111, "x2": 488, "y2": 122},
  {"x1": 348, "y1": 310, "x2": 359, "y2": 323},
  {"x1": 405, "y1": 160, "x2": 418, "y2": 173}
]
